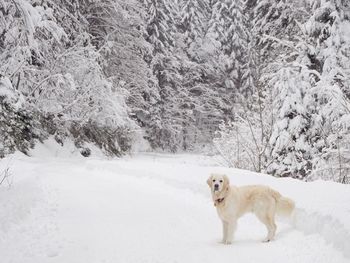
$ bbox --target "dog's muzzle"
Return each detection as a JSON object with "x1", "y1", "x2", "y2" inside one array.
[{"x1": 214, "y1": 184, "x2": 219, "y2": 191}]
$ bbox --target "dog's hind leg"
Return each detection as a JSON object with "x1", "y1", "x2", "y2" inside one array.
[
  {"x1": 224, "y1": 220, "x2": 237, "y2": 245},
  {"x1": 256, "y1": 211, "x2": 277, "y2": 242}
]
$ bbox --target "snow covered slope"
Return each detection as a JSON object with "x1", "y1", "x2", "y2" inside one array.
[{"x1": 1, "y1": 150, "x2": 350, "y2": 263}]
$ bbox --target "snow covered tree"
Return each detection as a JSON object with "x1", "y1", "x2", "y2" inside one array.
[
  {"x1": 178, "y1": 0, "x2": 209, "y2": 59},
  {"x1": 0, "y1": 76, "x2": 37, "y2": 157},
  {"x1": 143, "y1": 0, "x2": 194, "y2": 151},
  {"x1": 81, "y1": 0, "x2": 161, "y2": 150},
  {"x1": 144, "y1": 0, "x2": 176, "y2": 55},
  {"x1": 252, "y1": 0, "x2": 305, "y2": 62},
  {"x1": 267, "y1": 65, "x2": 312, "y2": 178},
  {"x1": 256, "y1": 0, "x2": 350, "y2": 182},
  {"x1": 240, "y1": 0, "x2": 309, "y2": 178},
  {"x1": 0, "y1": 0, "x2": 136, "y2": 156},
  {"x1": 207, "y1": 0, "x2": 248, "y2": 92},
  {"x1": 304, "y1": 0, "x2": 350, "y2": 183}
]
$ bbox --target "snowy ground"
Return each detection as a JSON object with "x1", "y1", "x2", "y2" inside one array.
[{"x1": 1, "y1": 142, "x2": 350, "y2": 263}]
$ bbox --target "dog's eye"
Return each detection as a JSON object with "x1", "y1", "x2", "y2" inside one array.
[
  {"x1": 219, "y1": 180, "x2": 223, "y2": 183},
  {"x1": 212, "y1": 179, "x2": 216, "y2": 182}
]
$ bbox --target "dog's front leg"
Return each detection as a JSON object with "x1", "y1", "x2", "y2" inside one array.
[
  {"x1": 225, "y1": 220, "x2": 237, "y2": 245},
  {"x1": 222, "y1": 221, "x2": 228, "y2": 243}
]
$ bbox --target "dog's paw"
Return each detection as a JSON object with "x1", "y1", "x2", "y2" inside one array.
[
  {"x1": 262, "y1": 238, "x2": 273, "y2": 243},
  {"x1": 223, "y1": 240, "x2": 232, "y2": 245}
]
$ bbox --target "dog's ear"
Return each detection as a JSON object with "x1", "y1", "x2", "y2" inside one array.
[
  {"x1": 223, "y1": 175, "x2": 230, "y2": 190},
  {"x1": 207, "y1": 175, "x2": 213, "y2": 187}
]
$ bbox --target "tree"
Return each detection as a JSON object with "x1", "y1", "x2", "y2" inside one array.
[
  {"x1": 0, "y1": 76, "x2": 37, "y2": 157},
  {"x1": 143, "y1": 0, "x2": 194, "y2": 151},
  {"x1": 267, "y1": 65, "x2": 312, "y2": 178},
  {"x1": 306, "y1": 0, "x2": 350, "y2": 183},
  {"x1": 178, "y1": 0, "x2": 209, "y2": 59},
  {"x1": 0, "y1": 0, "x2": 136, "y2": 156}
]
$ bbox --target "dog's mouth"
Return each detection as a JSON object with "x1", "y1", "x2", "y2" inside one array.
[{"x1": 214, "y1": 186, "x2": 219, "y2": 191}]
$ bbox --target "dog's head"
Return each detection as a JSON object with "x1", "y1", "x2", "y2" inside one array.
[{"x1": 207, "y1": 173, "x2": 230, "y2": 193}]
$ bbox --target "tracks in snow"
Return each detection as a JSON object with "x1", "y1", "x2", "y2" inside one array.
[{"x1": 293, "y1": 208, "x2": 350, "y2": 258}]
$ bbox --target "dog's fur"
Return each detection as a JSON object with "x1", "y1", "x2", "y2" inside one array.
[{"x1": 207, "y1": 173, "x2": 295, "y2": 244}]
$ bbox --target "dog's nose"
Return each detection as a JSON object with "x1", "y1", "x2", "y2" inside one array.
[{"x1": 214, "y1": 184, "x2": 219, "y2": 189}]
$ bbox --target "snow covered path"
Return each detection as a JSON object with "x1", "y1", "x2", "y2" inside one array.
[{"x1": 1, "y1": 153, "x2": 350, "y2": 263}]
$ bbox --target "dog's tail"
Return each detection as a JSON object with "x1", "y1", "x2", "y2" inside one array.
[
  {"x1": 270, "y1": 189, "x2": 295, "y2": 217},
  {"x1": 276, "y1": 196, "x2": 295, "y2": 216}
]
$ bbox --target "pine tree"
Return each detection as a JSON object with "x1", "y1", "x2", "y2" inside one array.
[
  {"x1": 143, "y1": 0, "x2": 195, "y2": 150},
  {"x1": 267, "y1": 65, "x2": 312, "y2": 178},
  {"x1": 206, "y1": 0, "x2": 250, "y2": 108},
  {"x1": 179, "y1": 0, "x2": 209, "y2": 59},
  {"x1": 144, "y1": 0, "x2": 175, "y2": 55},
  {"x1": 305, "y1": 0, "x2": 350, "y2": 183}
]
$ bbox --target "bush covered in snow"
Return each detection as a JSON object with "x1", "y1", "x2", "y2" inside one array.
[{"x1": 0, "y1": 76, "x2": 39, "y2": 157}]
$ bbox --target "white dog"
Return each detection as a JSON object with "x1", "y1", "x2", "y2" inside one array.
[{"x1": 207, "y1": 173, "x2": 295, "y2": 244}]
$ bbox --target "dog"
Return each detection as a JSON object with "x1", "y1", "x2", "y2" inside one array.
[{"x1": 207, "y1": 173, "x2": 295, "y2": 244}]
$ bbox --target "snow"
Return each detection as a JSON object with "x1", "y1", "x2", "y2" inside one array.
[
  {"x1": 28, "y1": 137, "x2": 105, "y2": 159},
  {"x1": 1, "y1": 142, "x2": 350, "y2": 262},
  {"x1": 0, "y1": 76, "x2": 24, "y2": 109}
]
